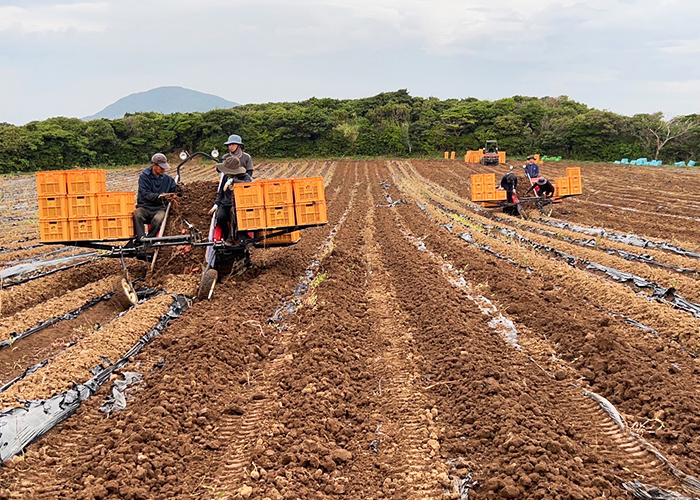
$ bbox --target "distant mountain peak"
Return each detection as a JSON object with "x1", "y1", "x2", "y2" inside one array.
[{"x1": 83, "y1": 86, "x2": 238, "y2": 121}]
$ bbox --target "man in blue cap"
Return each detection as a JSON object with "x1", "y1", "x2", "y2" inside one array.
[
  {"x1": 133, "y1": 153, "x2": 178, "y2": 242},
  {"x1": 221, "y1": 134, "x2": 254, "y2": 178}
]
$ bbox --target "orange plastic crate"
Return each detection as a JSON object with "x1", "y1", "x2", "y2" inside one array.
[
  {"x1": 555, "y1": 177, "x2": 571, "y2": 196},
  {"x1": 265, "y1": 204, "x2": 296, "y2": 228},
  {"x1": 262, "y1": 179, "x2": 294, "y2": 205},
  {"x1": 36, "y1": 171, "x2": 67, "y2": 196},
  {"x1": 39, "y1": 219, "x2": 69, "y2": 242},
  {"x1": 68, "y1": 194, "x2": 98, "y2": 218},
  {"x1": 233, "y1": 182, "x2": 265, "y2": 208},
  {"x1": 256, "y1": 229, "x2": 301, "y2": 245},
  {"x1": 292, "y1": 177, "x2": 325, "y2": 203},
  {"x1": 568, "y1": 177, "x2": 582, "y2": 195},
  {"x1": 69, "y1": 218, "x2": 100, "y2": 241},
  {"x1": 99, "y1": 216, "x2": 134, "y2": 239},
  {"x1": 66, "y1": 169, "x2": 106, "y2": 194},
  {"x1": 295, "y1": 201, "x2": 327, "y2": 225},
  {"x1": 471, "y1": 174, "x2": 485, "y2": 201},
  {"x1": 236, "y1": 206, "x2": 267, "y2": 231},
  {"x1": 498, "y1": 151, "x2": 506, "y2": 164},
  {"x1": 495, "y1": 189, "x2": 507, "y2": 201},
  {"x1": 566, "y1": 167, "x2": 582, "y2": 178},
  {"x1": 97, "y1": 192, "x2": 135, "y2": 217},
  {"x1": 38, "y1": 195, "x2": 69, "y2": 220}
]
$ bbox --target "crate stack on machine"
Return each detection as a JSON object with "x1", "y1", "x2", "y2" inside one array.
[
  {"x1": 36, "y1": 169, "x2": 135, "y2": 242},
  {"x1": 233, "y1": 176, "x2": 327, "y2": 246}
]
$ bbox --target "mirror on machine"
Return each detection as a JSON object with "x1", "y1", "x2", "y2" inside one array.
[
  {"x1": 179, "y1": 151, "x2": 188, "y2": 160},
  {"x1": 211, "y1": 149, "x2": 219, "y2": 158}
]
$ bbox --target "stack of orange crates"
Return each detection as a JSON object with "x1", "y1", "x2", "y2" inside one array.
[
  {"x1": 36, "y1": 169, "x2": 135, "y2": 242},
  {"x1": 234, "y1": 176, "x2": 327, "y2": 246},
  {"x1": 554, "y1": 167, "x2": 583, "y2": 197}
]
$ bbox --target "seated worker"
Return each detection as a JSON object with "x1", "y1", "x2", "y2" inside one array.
[
  {"x1": 524, "y1": 155, "x2": 540, "y2": 179},
  {"x1": 221, "y1": 134, "x2": 254, "y2": 179},
  {"x1": 526, "y1": 177, "x2": 555, "y2": 198},
  {"x1": 208, "y1": 156, "x2": 252, "y2": 246},
  {"x1": 500, "y1": 171, "x2": 518, "y2": 203},
  {"x1": 133, "y1": 153, "x2": 179, "y2": 242}
]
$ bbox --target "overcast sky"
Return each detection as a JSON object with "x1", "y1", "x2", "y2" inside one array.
[{"x1": 1, "y1": 0, "x2": 699, "y2": 125}]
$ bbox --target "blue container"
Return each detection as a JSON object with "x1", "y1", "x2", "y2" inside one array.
[
  {"x1": 688, "y1": 160, "x2": 696, "y2": 167},
  {"x1": 621, "y1": 159, "x2": 629, "y2": 164}
]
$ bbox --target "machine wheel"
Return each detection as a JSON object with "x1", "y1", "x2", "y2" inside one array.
[
  {"x1": 536, "y1": 198, "x2": 553, "y2": 217},
  {"x1": 197, "y1": 269, "x2": 218, "y2": 301},
  {"x1": 112, "y1": 276, "x2": 138, "y2": 310}
]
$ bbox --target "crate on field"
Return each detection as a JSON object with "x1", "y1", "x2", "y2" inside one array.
[
  {"x1": 236, "y1": 206, "x2": 267, "y2": 231},
  {"x1": 99, "y1": 216, "x2": 134, "y2": 239},
  {"x1": 566, "y1": 167, "x2": 581, "y2": 178},
  {"x1": 495, "y1": 189, "x2": 507, "y2": 201},
  {"x1": 262, "y1": 179, "x2": 294, "y2": 205},
  {"x1": 292, "y1": 177, "x2": 325, "y2": 203},
  {"x1": 568, "y1": 176, "x2": 582, "y2": 195},
  {"x1": 295, "y1": 200, "x2": 327, "y2": 225},
  {"x1": 68, "y1": 194, "x2": 98, "y2": 218},
  {"x1": 265, "y1": 204, "x2": 296, "y2": 228},
  {"x1": 97, "y1": 192, "x2": 135, "y2": 217},
  {"x1": 39, "y1": 219, "x2": 69, "y2": 242},
  {"x1": 36, "y1": 171, "x2": 67, "y2": 196},
  {"x1": 233, "y1": 182, "x2": 265, "y2": 208},
  {"x1": 66, "y1": 169, "x2": 106, "y2": 194},
  {"x1": 38, "y1": 195, "x2": 69, "y2": 220},
  {"x1": 498, "y1": 151, "x2": 506, "y2": 164},
  {"x1": 69, "y1": 218, "x2": 100, "y2": 241},
  {"x1": 555, "y1": 177, "x2": 571, "y2": 196},
  {"x1": 256, "y1": 229, "x2": 301, "y2": 246}
]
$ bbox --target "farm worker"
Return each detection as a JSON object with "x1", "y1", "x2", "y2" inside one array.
[
  {"x1": 500, "y1": 171, "x2": 518, "y2": 204},
  {"x1": 208, "y1": 156, "x2": 252, "y2": 246},
  {"x1": 133, "y1": 153, "x2": 179, "y2": 242},
  {"x1": 525, "y1": 177, "x2": 555, "y2": 198},
  {"x1": 221, "y1": 134, "x2": 254, "y2": 179},
  {"x1": 524, "y1": 155, "x2": 540, "y2": 179}
]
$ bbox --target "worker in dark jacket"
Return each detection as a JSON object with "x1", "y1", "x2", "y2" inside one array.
[
  {"x1": 208, "y1": 156, "x2": 252, "y2": 245},
  {"x1": 133, "y1": 153, "x2": 178, "y2": 241},
  {"x1": 500, "y1": 171, "x2": 518, "y2": 203},
  {"x1": 524, "y1": 155, "x2": 540, "y2": 179},
  {"x1": 526, "y1": 177, "x2": 555, "y2": 197},
  {"x1": 221, "y1": 134, "x2": 254, "y2": 178}
]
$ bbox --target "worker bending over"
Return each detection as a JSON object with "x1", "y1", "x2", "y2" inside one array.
[
  {"x1": 500, "y1": 171, "x2": 518, "y2": 203},
  {"x1": 133, "y1": 153, "x2": 178, "y2": 242},
  {"x1": 526, "y1": 177, "x2": 555, "y2": 198},
  {"x1": 208, "y1": 156, "x2": 252, "y2": 246}
]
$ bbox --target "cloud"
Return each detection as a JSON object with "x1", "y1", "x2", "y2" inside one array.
[{"x1": 0, "y1": 2, "x2": 109, "y2": 33}]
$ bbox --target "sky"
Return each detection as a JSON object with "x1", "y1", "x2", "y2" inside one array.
[{"x1": 1, "y1": 0, "x2": 699, "y2": 125}]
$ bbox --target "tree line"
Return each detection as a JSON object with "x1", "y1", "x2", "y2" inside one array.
[{"x1": 1, "y1": 90, "x2": 698, "y2": 173}]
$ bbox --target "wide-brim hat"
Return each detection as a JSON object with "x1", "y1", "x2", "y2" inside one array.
[
  {"x1": 217, "y1": 156, "x2": 246, "y2": 175},
  {"x1": 536, "y1": 177, "x2": 548, "y2": 185},
  {"x1": 527, "y1": 155, "x2": 535, "y2": 160}
]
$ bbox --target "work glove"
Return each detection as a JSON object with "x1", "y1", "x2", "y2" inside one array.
[
  {"x1": 224, "y1": 179, "x2": 234, "y2": 191},
  {"x1": 208, "y1": 204, "x2": 218, "y2": 215}
]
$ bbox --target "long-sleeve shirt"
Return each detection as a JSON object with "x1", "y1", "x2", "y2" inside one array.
[
  {"x1": 524, "y1": 162, "x2": 540, "y2": 178},
  {"x1": 215, "y1": 173, "x2": 253, "y2": 207},
  {"x1": 526, "y1": 180, "x2": 555, "y2": 197},
  {"x1": 136, "y1": 166, "x2": 178, "y2": 211}
]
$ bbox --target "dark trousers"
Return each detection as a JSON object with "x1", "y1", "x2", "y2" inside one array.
[
  {"x1": 216, "y1": 205, "x2": 235, "y2": 241},
  {"x1": 133, "y1": 207, "x2": 166, "y2": 239}
]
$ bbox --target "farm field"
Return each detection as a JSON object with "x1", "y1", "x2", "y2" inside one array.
[{"x1": 0, "y1": 159, "x2": 700, "y2": 499}]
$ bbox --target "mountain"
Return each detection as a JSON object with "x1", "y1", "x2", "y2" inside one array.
[{"x1": 83, "y1": 86, "x2": 238, "y2": 120}]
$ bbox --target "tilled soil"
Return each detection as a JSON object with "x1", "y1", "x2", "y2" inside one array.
[{"x1": 1, "y1": 160, "x2": 700, "y2": 500}]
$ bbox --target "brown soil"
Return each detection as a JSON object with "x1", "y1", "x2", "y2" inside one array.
[{"x1": 1, "y1": 161, "x2": 700, "y2": 500}]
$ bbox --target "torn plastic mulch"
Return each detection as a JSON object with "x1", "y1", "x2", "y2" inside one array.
[
  {"x1": 0, "y1": 294, "x2": 189, "y2": 464},
  {"x1": 0, "y1": 292, "x2": 114, "y2": 350},
  {"x1": 0, "y1": 258, "x2": 100, "y2": 289},
  {"x1": 532, "y1": 218, "x2": 700, "y2": 261},
  {"x1": 622, "y1": 480, "x2": 697, "y2": 500},
  {"x1": 99, "y1": 371, "x2": 143, "y2": 415}
]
